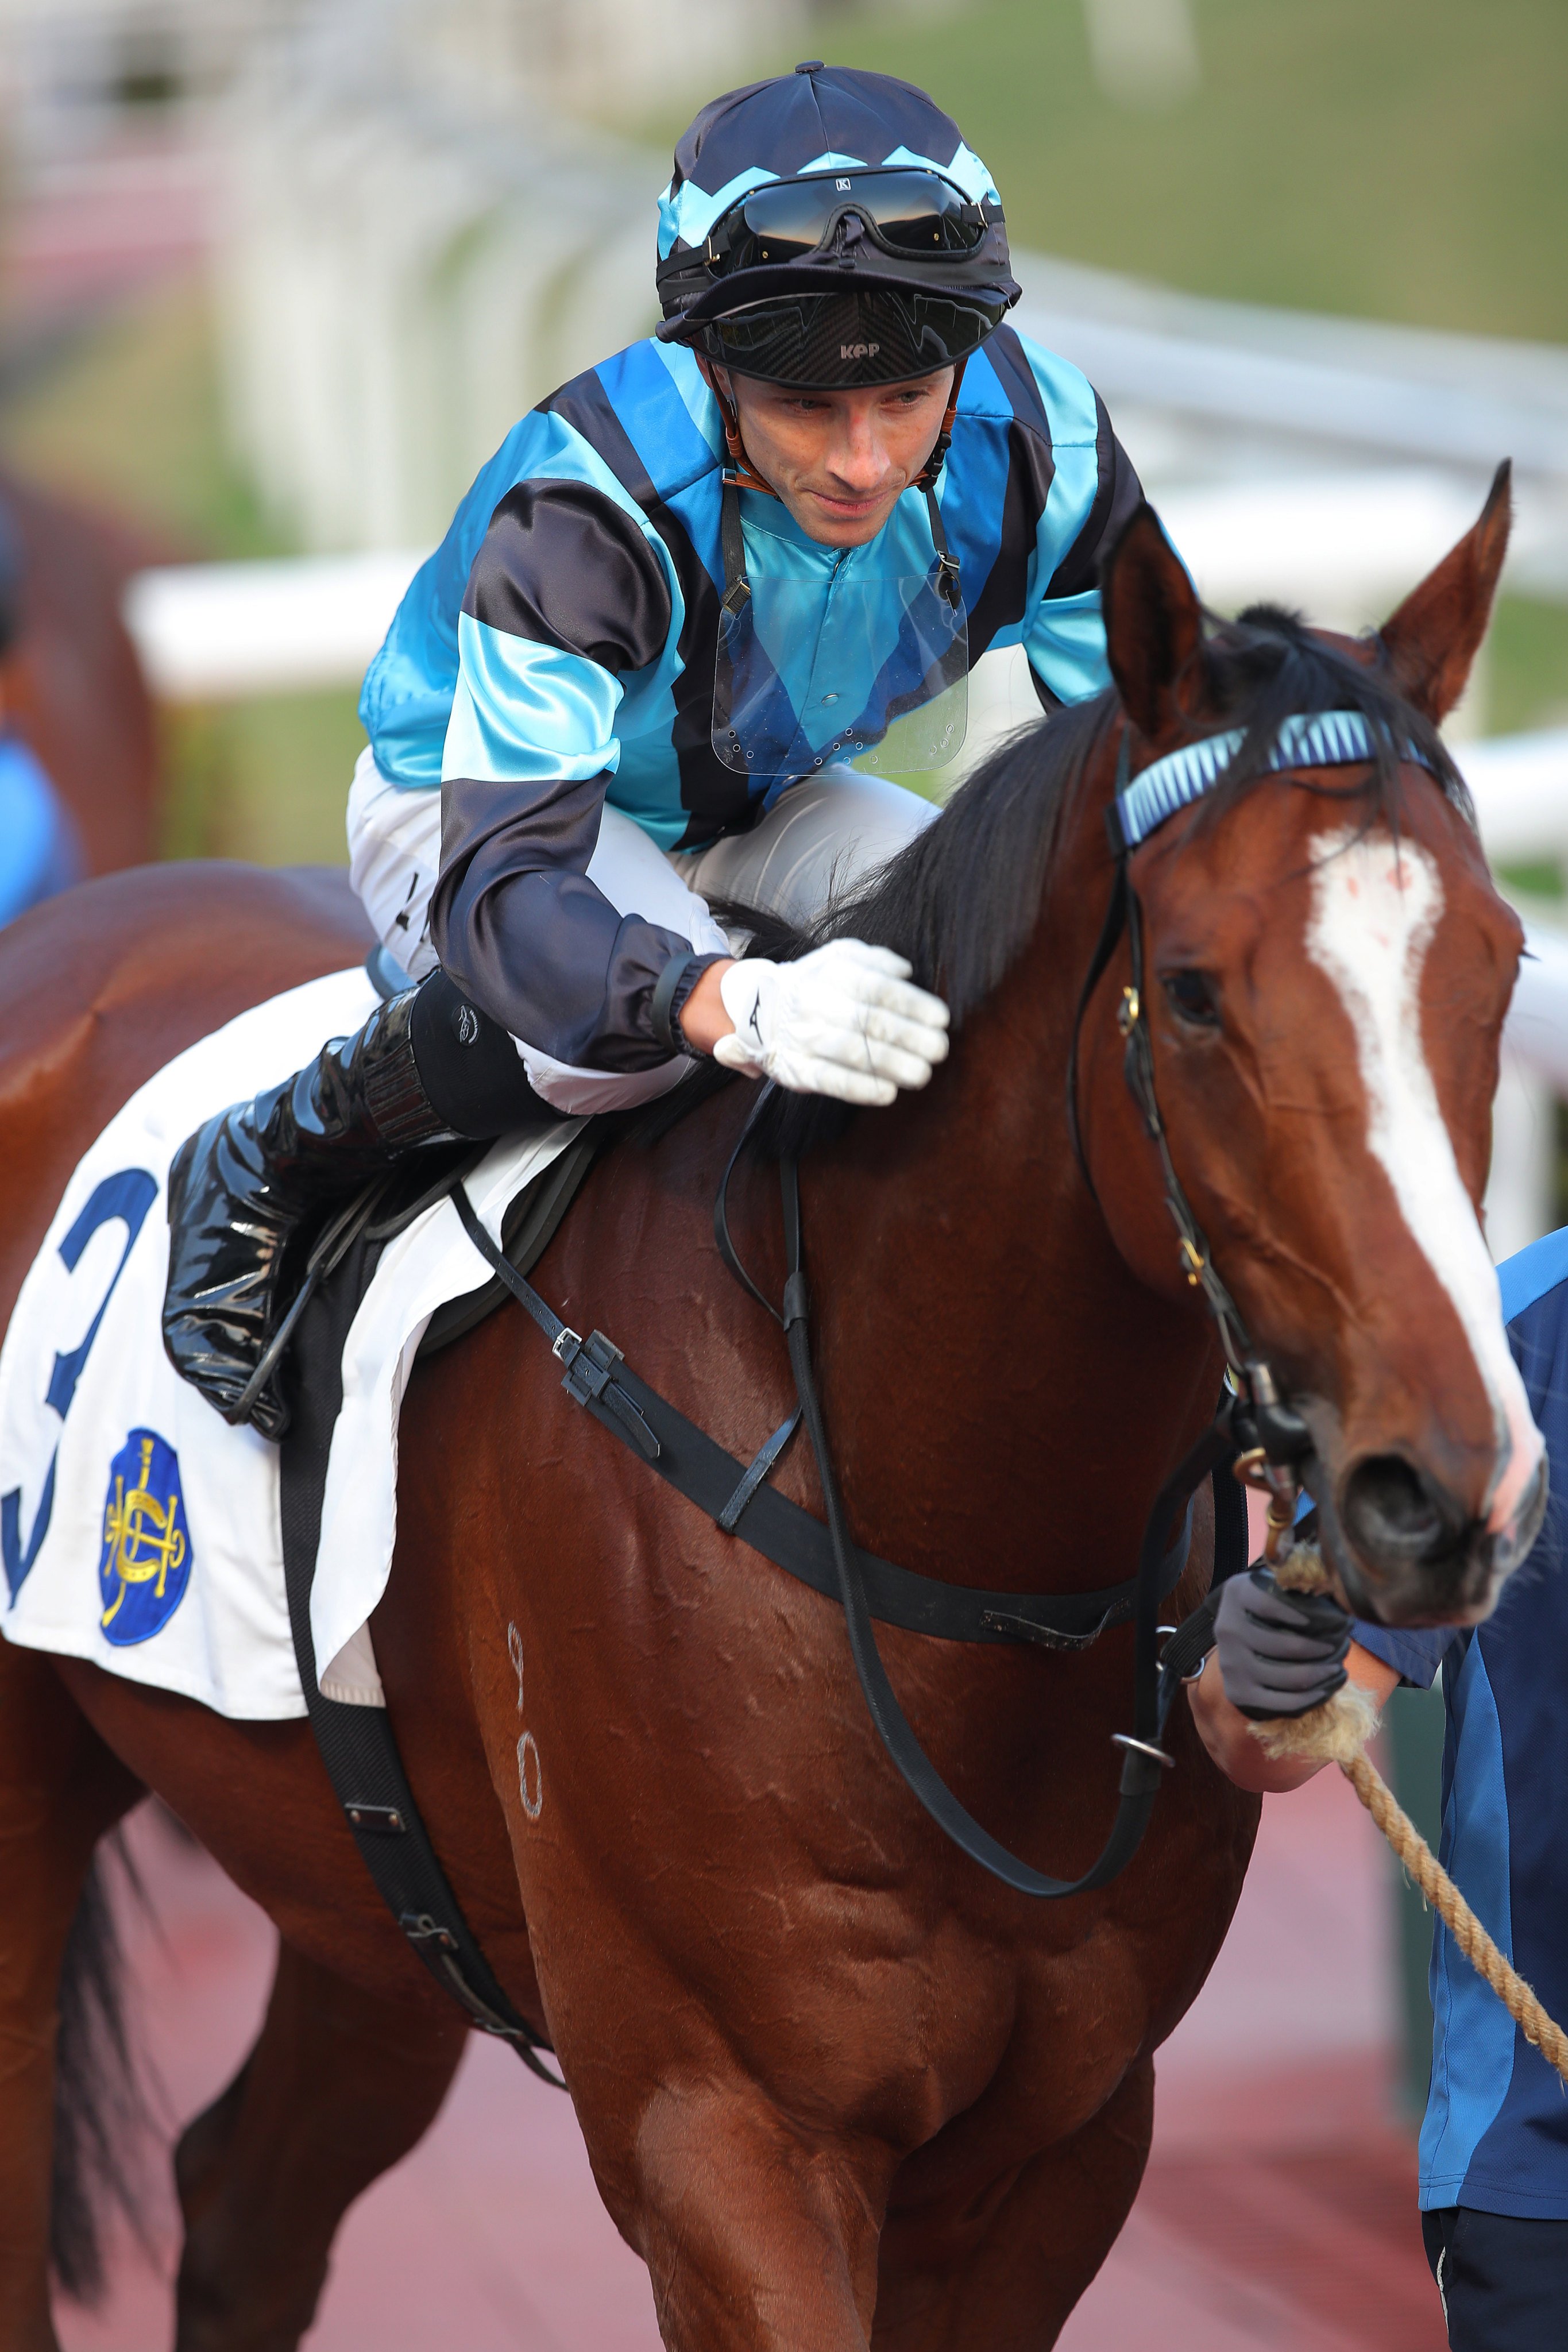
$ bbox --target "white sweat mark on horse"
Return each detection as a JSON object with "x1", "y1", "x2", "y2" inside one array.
[
  {"x1": 506, "y1": 1622, "x2": 542, "y2": 1817},
  {"x1": 1305, "y1": 828, "x2": 1542, "y2": 1538},
  {"x1": 517, "y1": 1732, "x2": 543, "y2": 1821}
]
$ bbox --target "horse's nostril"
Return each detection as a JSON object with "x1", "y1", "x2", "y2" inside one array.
[{"x1": 1342, "y1": 1454, "x2": 1456, "y2": 1570}]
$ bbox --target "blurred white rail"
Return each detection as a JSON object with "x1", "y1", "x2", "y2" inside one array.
[
  {"x1": 123, "y1": 549, "x2": 426, "y2": 700},
  {"x1": 1461, "y1": 732, "x2": 1568, "y2": 863},
  {"x1": 120, "y1": 538, "x2": 1568, "y2": 1251},
  {"x1": 1156, "y1": 469, "x2": 1486, "y2": 619},
  {"x1": 118, "y1": 464, "x2": 1561, "y2": 703},
  {"x1": 121, "y1": 523, "x2": 1568, "y2": 889}
]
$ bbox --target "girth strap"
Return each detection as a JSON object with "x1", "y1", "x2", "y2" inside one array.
[{"x1": 277, "y1": 1214, "x2": 564, "y2": 2085}]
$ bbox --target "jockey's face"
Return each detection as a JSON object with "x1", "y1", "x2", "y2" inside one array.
[{"x1": 706, "y1": 361, "x2": 955, "y2": 547}]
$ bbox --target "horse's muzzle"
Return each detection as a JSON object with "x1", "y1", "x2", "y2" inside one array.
[{"x1": 1331, "y1": 1449, "x2": 1548, "y2": 1627}]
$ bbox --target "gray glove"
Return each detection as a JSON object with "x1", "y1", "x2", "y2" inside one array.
[{"x1": 1214, "y1": 1568, "x2": 1352, "y2": 1722}]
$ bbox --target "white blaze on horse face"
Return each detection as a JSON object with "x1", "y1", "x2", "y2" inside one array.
[{"x1": 1305, "y1": 827, "x2": 1542, "y2": 1537}]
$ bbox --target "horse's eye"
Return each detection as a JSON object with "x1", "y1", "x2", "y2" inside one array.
[{"x1": 1161, "y1": 970, "x2": 1221, "y2": 1029}]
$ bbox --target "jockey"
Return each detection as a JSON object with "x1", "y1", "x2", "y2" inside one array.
[{"x1": 163, "y1": 61, "x2": 1145, "y2": 1438}]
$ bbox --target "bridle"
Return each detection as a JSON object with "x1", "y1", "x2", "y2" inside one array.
[
  {"x1": 454, "y1": 709, "x2": 1427, "y2": 1913},
  {"x1": 1069, "y1": 709, "x2": 1440, "y2": 1560}
]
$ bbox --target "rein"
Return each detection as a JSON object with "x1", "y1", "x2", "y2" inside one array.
[
  {"x1": 721, "y1": 1145, "x2": 1242, "y2": 1898},
  {"x1": 450, "y1": 1113, "x2": 1243, "y2": 1905},
  {"x1": 443, "y1": 703, "x2": 1419, "y2": 1901}
]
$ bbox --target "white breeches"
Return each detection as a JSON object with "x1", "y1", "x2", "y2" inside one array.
[{"x1": 345, "y1": 748, "x2": 938, "y2": 1115}]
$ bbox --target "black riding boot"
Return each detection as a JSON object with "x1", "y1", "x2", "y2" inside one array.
[{"x1": 162, "y1": 974, "x2": 547, "y2": 1439}]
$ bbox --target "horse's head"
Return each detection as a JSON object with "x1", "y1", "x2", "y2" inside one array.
[{"x1": 1087, "y1": 468, "x2": 1545, "y2": 1627}]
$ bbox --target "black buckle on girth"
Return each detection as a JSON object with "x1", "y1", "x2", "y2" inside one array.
[{"x1": 553, "y1": 1326, "x2": 661, "y2": 1459}]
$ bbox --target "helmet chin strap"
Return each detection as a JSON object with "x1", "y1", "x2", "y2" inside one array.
[
  {"x1": 712, "y1": 358, "x2": 967, "y2": 609},
  {"x1": 916, "y1": 356, "x2": 966, "y2": 493}
]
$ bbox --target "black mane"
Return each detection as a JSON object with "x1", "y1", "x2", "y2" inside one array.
[{"x1": 713, "y1": 608, "x2": 1473, "y2": 1161}]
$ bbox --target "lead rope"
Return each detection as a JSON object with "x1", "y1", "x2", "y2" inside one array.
[{"x1": 1258, "y1": 1549, "x2": 1568, "y2": 2088}]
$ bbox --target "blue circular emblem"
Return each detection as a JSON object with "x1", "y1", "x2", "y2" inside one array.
[{"x1": 98, "y1": 1427, "x2": 192, "y2": 1646}]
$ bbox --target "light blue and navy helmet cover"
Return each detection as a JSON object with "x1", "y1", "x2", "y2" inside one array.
[{"x1": 655, "y1": 63, "x2": 1018, "y2": 387}]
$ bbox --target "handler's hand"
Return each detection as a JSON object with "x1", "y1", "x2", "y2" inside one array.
[
  {"x1": 1214, "y1": 1567, "x2": 1353, "y2": 1722},
  {"x1": 712, "y1": 941, "x2": 950, "y2": 1106}
]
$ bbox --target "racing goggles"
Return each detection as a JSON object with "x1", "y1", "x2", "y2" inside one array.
[{"x1": 705, "y1": 168, "x2": 990, "y2": 277}]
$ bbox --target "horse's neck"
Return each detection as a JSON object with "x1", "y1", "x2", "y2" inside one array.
[{"x1": 804, "y1": 855, "x2": 1219, "y2": 1596}]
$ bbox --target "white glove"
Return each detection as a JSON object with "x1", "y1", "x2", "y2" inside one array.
[{"x1": 712, "y1": 940, "x2": 950, "y2": 1106}]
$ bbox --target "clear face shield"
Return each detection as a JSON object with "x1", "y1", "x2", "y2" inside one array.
[{"x1": 712, "y1": 555, "x2": 968, "y2": 782}]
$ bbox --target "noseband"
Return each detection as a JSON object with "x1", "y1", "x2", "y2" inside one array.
[{"x1": 1071, "y1": 708, "x2": 1439, "y2": 1555}]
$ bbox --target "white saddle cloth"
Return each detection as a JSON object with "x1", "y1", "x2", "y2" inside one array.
[{"x1": 0, "y1": 969, "x2": 579, "y2": 1717}]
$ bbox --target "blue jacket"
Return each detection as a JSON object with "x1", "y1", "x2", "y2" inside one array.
[
  {"x1": 1357, "y1": 1231, "x2": 1568, "y2": 2218},
  {"x1": 360, "y1": 328, "x2": 1140, "y2": 1069}
]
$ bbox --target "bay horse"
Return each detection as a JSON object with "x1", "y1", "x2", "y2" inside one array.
[
  {"x1": 1, "y1": 470, "x2": 160, "y2": 877},
  {"x1": 0, "y1": 482, "x2": 1539, "y2": 2351}
]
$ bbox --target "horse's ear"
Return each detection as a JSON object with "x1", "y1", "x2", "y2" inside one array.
[
  {"x1": 1378, "y1": 461, "x2": 1512, "y2": 724},
  {"x1": 1100, "y1": 503, "x2": 1208, "y2": 740}
]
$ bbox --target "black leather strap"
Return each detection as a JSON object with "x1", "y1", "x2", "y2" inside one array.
[
  {"x1": 450, "y1": 1172, "x2": 1195, "y2": 1650},
  {"x1": 278, "y1": 1206, "x2": 563, "y2": 2084},
  {"x1": 719, "y1": 477, "x2": 751, "y2": 619},
  {"x1": 924, "y1": 482, "x2": 961, "y2": 611},
  {"x1": 773, "y1": 1155, "x2": 1234, "y2": 1900}
]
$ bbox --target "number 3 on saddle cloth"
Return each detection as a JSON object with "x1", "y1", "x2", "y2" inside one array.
[{"x1": 0, "y1": 962, "x2": 584, "y2": 1720}]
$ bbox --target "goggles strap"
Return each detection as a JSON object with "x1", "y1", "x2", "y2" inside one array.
[
  {"x1": 925, "y1": 484, "x2": 960, "y2": 611},
  {"x1": 918, "y1": 358, "x2": 966, "y2": 608},
  {"x1": 719, "y1": 476, "x2": 751, "y2": 619}
]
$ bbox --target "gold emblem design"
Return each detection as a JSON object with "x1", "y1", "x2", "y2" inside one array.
[{"x1": 101, "y1": 1433, "x2": 186, "y2": 1628}]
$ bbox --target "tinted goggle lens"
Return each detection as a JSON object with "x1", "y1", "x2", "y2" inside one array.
[{"x1": 710, "y1": 171, "x2": 987, "y2": 271}]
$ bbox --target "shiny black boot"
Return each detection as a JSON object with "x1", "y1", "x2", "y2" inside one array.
[{"x1": 162, "y1": 975, "x2": 546, "y2": 1439}]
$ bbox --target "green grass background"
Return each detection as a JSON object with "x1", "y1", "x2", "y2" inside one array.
[{"x1": 4, "y1": 0, "x2": 1567, "y2": 863}]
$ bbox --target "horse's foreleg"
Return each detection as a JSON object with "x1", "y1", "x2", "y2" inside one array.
[
  {"x1": 173, "y1": 1937, "x2": 466, "y2": 2352},
  {"x1": 871, "y1": 2058, "x2": 1154, "y2": 2351},
  {"x1": 602, "y1": 2068, "x2": 889, "y2": 2351},
  {"x1": 0, "y1": 1640, "x2": 141, "y2": 2351}
]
